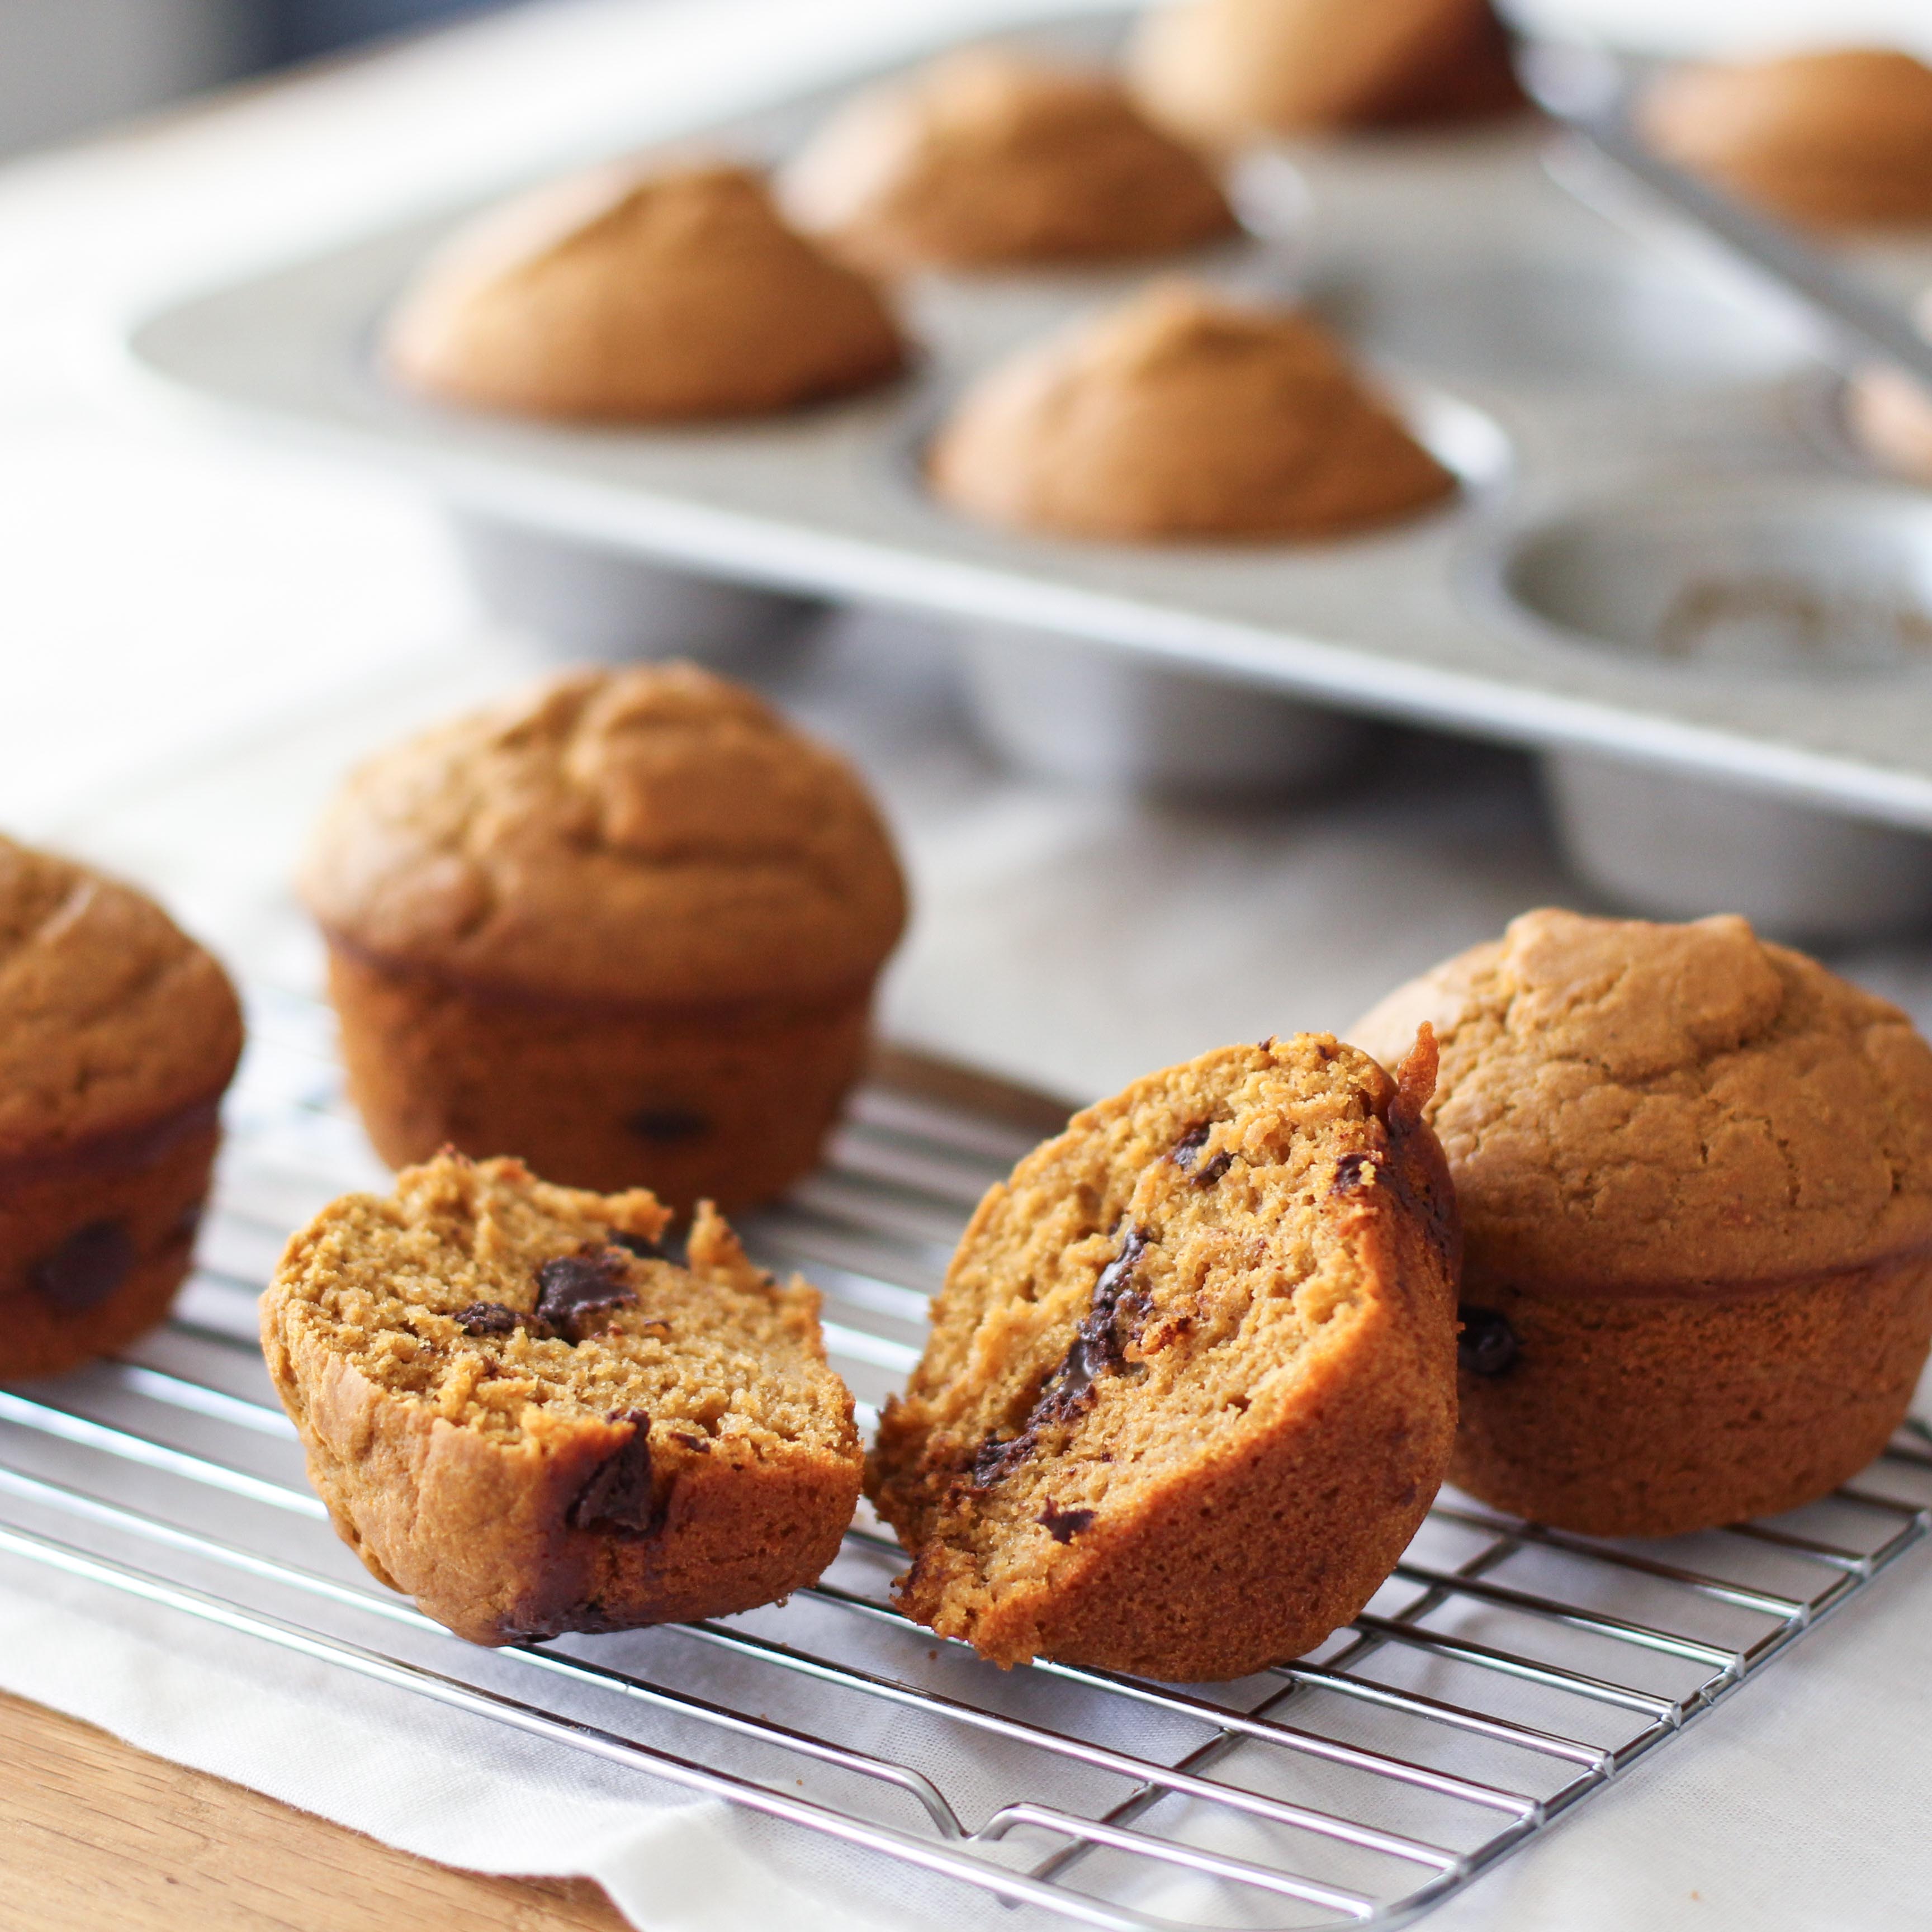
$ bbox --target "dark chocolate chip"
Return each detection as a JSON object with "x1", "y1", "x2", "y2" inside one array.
[
  {"x1": 609, "y1": 1229, "x2": 665, "y2": 1260},
  {"x1": 569, "y1": 1409, "x2": 662, "y2": 1536},
  {"x1": 1458, "y1": 1305, "x2": 1519, "y2": 1377},
  {"x1": 29, "y1": 1220, "x2": 135, "y2": 1314},
  {"x1": 534, "y1": 1248, "x2": 636, "y2": 1342},
  {"x1": 669, "y1": 1431, "x2": 711, "y2": 1454},
  {"x1": 1169, "y1": 1122, "x2": 1212, "y2": 1171},
  {"x1": 1038, "y1": 1500, "x2": 1096, "y2": 1544},
  {"x1": 455, "y1": 1301, "x2": 525, "y2": 1337},
  {"x1": 1332, "y1": 1152, "x2": 1376, "y2": 1195},
  {"x1": 1193, "y1": 1151, "x2": 1233, "y2": 1188},
  {"x1": 626, "y1": 1107, "x2": 709, "y2": 1144},
  {"x1": 971, "y1": 1434, "x2": 1027, "y2": 1489}
]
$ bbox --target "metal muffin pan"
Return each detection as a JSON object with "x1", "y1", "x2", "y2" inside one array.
[{"x1": 126, "y1": 9, "x2": 1932, "y2": 930}]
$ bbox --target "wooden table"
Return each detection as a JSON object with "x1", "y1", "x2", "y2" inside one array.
[{"x1": 1, "y1": 1691, "x2": 627, "y2": 1931}]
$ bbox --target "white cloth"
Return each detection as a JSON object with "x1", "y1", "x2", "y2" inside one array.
[{"x1": 4, "y1": 3, "x2": 1932, "y2": 1929}]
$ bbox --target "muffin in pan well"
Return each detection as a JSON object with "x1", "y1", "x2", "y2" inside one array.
[
  {"x1": 1127, "y1": 0, "x2": 1523, "y2": 146},
  {"x1": 300, "y1": 662, "x2": 907, "y2": 1215},
  {"x1": 1640, "y1": 48, "x2": 1932, "y2": 232},
  {"x1": 870, "y1": 1029, "x2": 1459, "y2": 1680},
  {"x1": 1352, "y1": 907, "x2": 1932, "y2": 1538},
  {"x1": 779, "y1": 46, "x2": 1237, "y2": 273},
  {"x1": 0, "y1": 835, "x2": 243, "y2": 1379},
  {"x1": 385, "y1": 160, "x2": 907, "y2": 421},
  {"x1": 927, "y1": 281, "x2": 1456, "y2": 542}
]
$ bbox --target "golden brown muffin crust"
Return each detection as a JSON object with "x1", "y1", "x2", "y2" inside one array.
[
  {"x1": 1128, "y1": 0, "x2": 1522, "y2": 143},
  {"x1": 0, "y1": 835, "x2": 243, "y2": 1156},
  {"x1": 780, "y1": 48, "x2": 1236, "y2": 272},
  {"x1": 1351, "y1": 908, "x2": 1932, "y2": 1293},
  {"x1": 871, "y1": 1032, "x2": 1459, "y2": 1679},
  {"x1": 1640, "y1": 49, "x2": 1932, "y2": 230},
  {"x1": 927, "y1": 282, "x2": 1456, "y2": 541},
  {"x1": 385, "y1": 160, "x2": 907, "y2": 420},
  {"x1": 263, "y1": 1152, "x2": 861, "y2": 1644},
  {"x1": 299, "y1": 663, "x2": 908, "y2": 1007}
]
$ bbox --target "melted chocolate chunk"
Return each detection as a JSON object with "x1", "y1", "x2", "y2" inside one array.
[
  {"x1": 1038, "y1": 1500, "x2": 1096, "y2": 1544},
  {"x1": 1332, "y1": 1152, "x2": 1376, "y2": 1195},
  {"x1": 1458, "y1": 1305, "x2": 1519, "y2": 1377},
  {"x1": 668, "y1": 1431, "x2": 712, "y2": 1454},
  {"x1": 569, "y1": 1409, "x2": 663, "y2": 1536},
  {"x1": 534, "y1": 1248, "x2": 636, "y2": 1341},
  {"x1": 1169, "y1": 1122, "x2": 1212, "y2": 1171},
  {"x1": 455, "y1": 1300, "x2": 525, "y2": 1337},
  {"x1": 626, "y1": 1107, "x2": 708, "y2": 1144},
  {"x1": 970, "y1": 1225, "x2": 1156, "y2": 1490},
  {"x1": 1194, "y1": 1150, "x2": 1233, "y2": 1187},
  {"x1": 608, "y1": 1229, "x2": 665, "y2": 1261},
  {"x1": 29, "y1": 1220, "x2": 135, "y2": 1314}
]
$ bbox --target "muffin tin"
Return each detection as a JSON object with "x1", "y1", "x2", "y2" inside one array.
[{"x1": 126, "y1": 10, "x2": 1932, "y2": 932}]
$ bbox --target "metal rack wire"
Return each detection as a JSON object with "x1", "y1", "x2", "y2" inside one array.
[{"x1": 3, "y1": 986, "x2": 1929, "y2": 1930}]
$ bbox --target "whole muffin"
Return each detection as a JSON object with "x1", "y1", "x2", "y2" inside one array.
[
  {"x1": 1352, "y1": 908, "x2": 1932, "y2": 1537},
  {"x1": 1128, "y1": 0, "x2": 1523, "y2": 145},
  {"x1": 263, "y1": 1152, "x2": 861, "y2": 1645},
  {"x1": 0, "y1": 836, "x2": 243, "y2": 1379},
  {"x1": 871, "y1": 1030, "x2": 1459, "y2": 1679},
  {"x1": 929, "y1": 281, "x2": 1456, "y2": 541},
  {"x1": 1640, "y1": 49, "x2": 1932, "y2": 230},
  {"x1": 385, "y1": 160, "x2": 907, "y2": 420},
  {"x1": 779, "y1": 48, "x2": 1236, "y2": 273},
  {"x1": 300, "y1": 664, "x2": 907, "y2": 1213}
]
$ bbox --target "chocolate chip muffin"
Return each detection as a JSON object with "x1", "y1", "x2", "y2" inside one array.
[
  {"x1": 928, "y1": 282, "x2": 1456, "y2": 542},
  {"x1": 301, "y1": 664, "x2": 907, "y2": 1215},
  {"x1": 0, "y1": 836, "x2": 243, "y2": 1380},
  {"x1": 779, "y1": 48, "x2": 1236, "y2": 273},
  {"x1": 1352, "y1": 909, "x2": 1932, "y2": 1538},
  {"x1": 263, "y1": 1152, "x2": 860, "y2": 1644},
  {"x1": 386, "y1": 160, "x2": 907, "y2": 420},
  {"x1": 1128, "y1": 0, "x2": 1523, "y2": 145},
  {"x1": 1640, "y1": 49, "x2": 1932, "y2": 231},
  {"x1": 870, "y1": 1030, "x2": 1459, "y2": 1680}
]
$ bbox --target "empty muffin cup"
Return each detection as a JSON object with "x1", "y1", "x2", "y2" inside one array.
[
  {"x1": 956, "y1": 622, "x2": 1366, "y2": 794},
  {"x1": 1499, "y1": 487, "x2": 1932, "y2": 938},
  {"x1": 449, "y1": 512, "x2": 818, "y2": 665}
]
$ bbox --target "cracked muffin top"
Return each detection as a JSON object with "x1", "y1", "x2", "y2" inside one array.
[
  {"x1": 384, "y1": 160, "x2": 907, "y2": 420},
  {"x1": 1351, "y1": 908, "x2": 1932, "y2": 1292},
  {"x1": 0, "y1": 835, "x2": 243, "y2": 1155},
  {"x1": 779, "y1": 48, "x2": 1235, "y2": 272},
  {"x1": 299, "y1": 663, "x2": 907, "y2": 1007}
]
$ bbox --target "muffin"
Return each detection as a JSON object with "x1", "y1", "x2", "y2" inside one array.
[
  {"x1": 1846, "y1": 295, "x2": 1932, "y2": 482},
  {"x1": 1640, "y1": 49, "x2": 1932, "y2": 230},
  {"x1": 385, "y1": 160, "x2": 907, "y2": 419},
  {"x1": 928, "y1": 281, "x2": 1456, "y2": 541},
  {"x1": 778, "y1": 48, "x2": 1237, "y2": 273},
  {"x1": 299, "y1": 663, "x2": 908, "y2": 1214},
  {"x1": 262, "y1": 1151, "x2": 861, "y2": 1644},
  {"x1": 1352, "y1": 908, "x2": 1932, "y2": 1538},
  {"x1": 0, "y1": 835, "x2": 243, "y2": 1380},
  {"x1": 870, "y1": 1030, "x2": 1459, "y2": 1679},
  {"x1": 1128, "y1": 0, "x2": 1523, "y2": 146}
]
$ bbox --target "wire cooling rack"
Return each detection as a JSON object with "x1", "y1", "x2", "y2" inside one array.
[{"x1": 3, "y1": 987, "x2": 1930, "y2": 1930}]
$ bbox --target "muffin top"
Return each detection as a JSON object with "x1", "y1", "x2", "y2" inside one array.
[
  {"x1": 1127, "y1": 0, "x2": 1522, "y2": 144},
  {"x1": 928, "y1": 282, "x2": 1456, "y2": 541},
  {"x1": 1640, "y1": 49, "x2": 1932, "y2": 229},
  {"x1": 300, "y1": 663, "x2": 908, "y2": 1007},
  {"x1": 779, "y1": 48, "x2": 1236, "y2": 272},
  {"x1": 1351, "y1": 908, "x2": 1932, "y2": 1292},
  {"x1": 0, "y1": 836, "x2": 243, "y2": 1157},
  {"x1": 385, "y1": 160, "x2": 906, "y2": 420}
]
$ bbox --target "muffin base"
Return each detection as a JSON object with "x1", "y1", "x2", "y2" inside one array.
[
  {"x1": 325, "y1": 943, "x2": 875, "y2": 1213},
  {"x1": 1452, "y1": 1254, "x2": 1932, "y2": 1537},
  {"x1": 0, "y1": 1102, "x2": 224, "y2": 1380}
]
